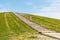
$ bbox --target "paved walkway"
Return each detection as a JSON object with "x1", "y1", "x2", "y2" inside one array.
[{"x1": 14, "y1": 13, "x2": 60, "y2": 39}]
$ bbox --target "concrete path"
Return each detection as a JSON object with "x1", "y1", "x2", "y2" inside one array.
[{"x1": 14, "y1": 13, "x2": 60, "y2": 39}]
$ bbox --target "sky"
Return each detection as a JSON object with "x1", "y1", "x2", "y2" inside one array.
[{"x1": 0, "y1": 0, "x2": 60, "y2": 19}]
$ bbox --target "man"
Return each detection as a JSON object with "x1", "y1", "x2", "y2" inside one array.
[{"x1": 30, "y1": 16, "x2": 32, "y2": 21}]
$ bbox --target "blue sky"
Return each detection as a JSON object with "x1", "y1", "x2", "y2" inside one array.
[{"x1": 0, "y1": 0, "x2": 60, "y2": 19}]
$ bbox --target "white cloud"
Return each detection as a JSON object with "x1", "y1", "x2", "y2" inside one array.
[
  {"x1": 34, "y1": 0, "x2": 60, "y2": 19},
  {"x1": 25, "y1": 2, "x2": 33, "y2": 6},
  {"x1": 0, "y1": 3, "x2": 11, "y2": 12},
  {"x1": 41, "y1": 0, "x2": 60, "y2": 12},
  {"x1": 0, "y1": 9, "x2": 10, "y2": 12},
  {"x1": 0, "y1": 7, "x2": 10, "y2": 12},
  {"x1": 33, "y1": 6, "x2": 37, "y2": 9}
]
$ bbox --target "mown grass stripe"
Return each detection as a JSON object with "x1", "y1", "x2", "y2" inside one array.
[
  {"x1": 0, "y1": 12, "x2": 58, "y2": 40},
  {"x1": 10, "y1": 13, "x2": 38, "y2": 33},
  {"x1": 4, "y1": 13, "x2": 11, "y2": 30},
  {"x1": 22, "y1": 14, "x2": 60, "y2": 32}
]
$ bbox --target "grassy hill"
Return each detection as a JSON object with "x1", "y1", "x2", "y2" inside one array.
[
  {"x1": 19, "y1": 13, "x2": 60, "y2": 33},
  {"x1": 0, "y1": 12, "x2": 58, "y2": 40}
]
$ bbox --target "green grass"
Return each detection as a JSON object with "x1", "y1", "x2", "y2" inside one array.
[
  {"x1": 20, "y1": 13, "x2": 60, "y2": 33},
  {"x1": 0, "y1": 12, "x2": 58, "y2": 40},
  {"x1": 0, "y1": 12, "x2": 38, "y2": 40}
]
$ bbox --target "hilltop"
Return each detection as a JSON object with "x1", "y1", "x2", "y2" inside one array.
[
  {"x1": 19, "y1": 13, "x2": 60, "y2": 33},
  {"x1": 0, "y1": 12, "x2": 59, "y2": 40}
]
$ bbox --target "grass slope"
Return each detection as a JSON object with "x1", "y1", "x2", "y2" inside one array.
[
  {"x1": 19, "y1": 13, "x2": 60, "y2": 33},
  {"x1": 0, "y1": 12, "x2": 58, "y2": 40}
]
